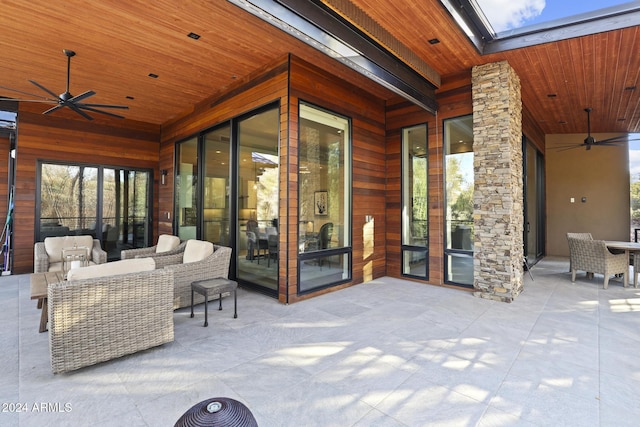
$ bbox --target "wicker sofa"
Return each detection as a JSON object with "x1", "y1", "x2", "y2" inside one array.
[
  {"x1": 34, "y1": 235, "x2": 107, "y2": 273},
  {"x1": 48, "y1": 258, "x2": 174, "y2": 374},
  {"x1": 151, "y1": 241, "x2": 232, "y2": 309},
  {"x1": 567, "y1": 237, "x2": 628, "y2": 289}
]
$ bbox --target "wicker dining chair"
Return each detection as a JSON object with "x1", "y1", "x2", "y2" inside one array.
[
  {"x1": 567, "y1": 237, "x2": 627, "y2": 289},
  {"x1": 566, "y1": 232, "x2": 593, "y2": 273}
]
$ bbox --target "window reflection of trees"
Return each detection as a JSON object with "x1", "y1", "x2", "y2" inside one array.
[{"x1": 39, "y1": 163, "x2": 151, "y2": 253}]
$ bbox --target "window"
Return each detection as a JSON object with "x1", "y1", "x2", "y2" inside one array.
[
  {"x1": 298, "y1": 102, "x2": 351, "y2": 292},
  {"x1": 37, "y1": 162, "x2": 152, "y2": 260},
  {"x1": 401, "y1": 124, "x2": 429, "y2": 278},
  {"x1": 444, "y1": 115, "x2": 474, "y2": 286}
]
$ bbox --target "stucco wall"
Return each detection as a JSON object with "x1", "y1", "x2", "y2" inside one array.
[{"x1": 546, "y1": 133, "x2": 630, "y2": 256}]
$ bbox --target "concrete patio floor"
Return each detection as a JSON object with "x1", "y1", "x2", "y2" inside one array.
[{"x1": 1, "y1": 256, "x2": 639, "y2": 426}]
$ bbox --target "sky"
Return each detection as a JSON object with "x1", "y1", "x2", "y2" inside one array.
[
  {"x1": 629, "y1": 137, "x2": 640, "y2": 181},
  {"x1": 475, "y1": 0, "x2": 632, "y2": 32}
]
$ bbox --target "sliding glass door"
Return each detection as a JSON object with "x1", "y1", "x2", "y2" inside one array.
[
  {"x1": 173, "y1": 103, "x2": 280, "y2": 296},
  {"x1": 203, "y1": 125, "x2": 231, "y2": 246},
  {"x1": 236, "y1": 107, "x2": 280, "y2": 293},
  {"x1": 176, "y1": 137, "x2": 198, "y2": 241},
  {"x1": 37, "y1": 162, "x2": 152, "y2": 260},
  {"x1": 524, "y1": 138, "x2": 545, "y2": 265}
]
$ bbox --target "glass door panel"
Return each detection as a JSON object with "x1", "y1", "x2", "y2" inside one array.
[
  {"x1": 203, "y1": 125, "x2": 231, "y2": 245},
  {"x1": 103, "y1": 168, "x2": 151, "y2": 260},
  {"x1": 524, "y1": 141, "x2": 544, "y2": 265},
  {"x1": 237, "y1": 107, "x2": 279, "y2": 293},
  {"x1": 39, "y1": 164, "x2": 98, "y2": 239},
  {"x1": 38, "y1": 163, "x2": 151, "y2": 260},
  {"x1": 176, "y1": 137, "x2": 198, "y2": 240}
]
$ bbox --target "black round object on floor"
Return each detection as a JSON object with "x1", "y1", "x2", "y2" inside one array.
[{"x1": 174, "y1": 397, "x2": 258, "y2": 427}]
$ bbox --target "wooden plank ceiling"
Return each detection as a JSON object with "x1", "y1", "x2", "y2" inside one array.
[{"x1": 0, "y1": 0, "x2": 638, "y2": 136}]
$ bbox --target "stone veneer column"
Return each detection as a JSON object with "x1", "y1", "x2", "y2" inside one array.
[{"x1": 471, "y1": 61, "x2": 523, "y2": 302}]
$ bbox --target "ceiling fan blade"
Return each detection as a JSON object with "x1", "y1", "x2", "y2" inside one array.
[
  {"x1": 68, "y1": 90, "x2": 95, "y2": 103},
  {"x1": 597, "y1": 135, "x2": 640, "y2": 144},
  {"x1": 44, "y1": 102, "x2": 94, "y2": 120},
  {"x1": 78, "y1": 103, "x2": 129, "y2": 110},
  {"x1": 66, "y1": 103, "x2": 94, "y2": 120},
  {"x1": 555, "y1": 144, "x2": 586, "y2": 152},
  {"x1": 0, "y1": 85, "x2": 56, "y2": 101},
  {"x1": 0, "y1": 97, "x2": 57, "y2": 104},
  {"x1": 29, "y1": 79, "x2": 61, "y2": 100},
  {"x1": 42, "y1": 104, "x2": 64, "y2": 115},
  {"x1": 79, "y1": 105, "x2": 125, "y2": 119}
]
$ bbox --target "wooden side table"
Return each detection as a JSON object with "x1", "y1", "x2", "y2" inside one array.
[
  {"x1": 190, "y1": 278, "x2": 238, "y2": 327},
  {"x1": 30, "y1": 271, "x2": 64, "y2": 333}
]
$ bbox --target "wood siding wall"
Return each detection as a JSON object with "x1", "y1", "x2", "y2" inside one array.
[
  {"x1": 160, "y1": 56, "x2": 290, "y2": 300},
  {"x1": 288, "y1": 55, "x2": 387, "y2": 303},
  {"x1": 12, "y1": 105, "x2": 160, "y2": 274},
  {"x1": 385, "y1": 72, "x2": 473, "y2": 286},
  {"x1": 160, "y1": 54, "x2": 387, "y2": 303},
  {"x1": 385, "y1": 70, "x2": 544, "y2": 286}
]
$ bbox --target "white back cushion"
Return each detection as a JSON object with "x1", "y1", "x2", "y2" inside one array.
[
  {"x1": 156, "y1": 235, "x2": 180, "y2": 253},
  {"x1": 66, "y1": 257, "x2": 155, "y2": 281},
  {"x1": 44, "y1": 235, "x2": 94, "y2": 262},
  {"x1": 183, "y1": 240, "x2": 214, "y2": 263}
]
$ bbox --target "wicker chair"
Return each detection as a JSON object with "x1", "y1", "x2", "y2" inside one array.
[
  {"x1": 567, "y1": 237, "x2": 628, "y2": 289},
  {"x1": 120, "y1": 234, "x2": 183, "y2": 260},
  {"x1": 48, "y1": 268, "x2": 174, "y2": 373},
  {"x1": 153, "y1": 241, "x2": 232, "y2": 309},
  {"x1": 34, "y1": 235, "x2": 107, "y2": 273},
  {"x1": 566, "y1": 232, "x2": 593, "y2": 273}
]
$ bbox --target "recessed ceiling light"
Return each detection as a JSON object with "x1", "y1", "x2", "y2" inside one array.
[
  {"x1": 148, "y1": 73, "x2": 159, "y2": 78},
  {"x1": 547, "y1": 93, "x2": 557, "y2": 98},
  {"x1": 428, "y1": 38, "x2": 440, "y2": 45},
  {"x1": 187, "y1": 32, "x2": 201, "y2": 40}
]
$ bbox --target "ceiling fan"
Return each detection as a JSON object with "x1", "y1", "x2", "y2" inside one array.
[
  {"x1": 0, "y1": 49, "x2": 128, "y2": 120},
  {"x1": 558, "y1": 108, "x2": 639, "y2": 151}
]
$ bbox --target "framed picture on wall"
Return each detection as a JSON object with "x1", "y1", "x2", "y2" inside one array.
[{"x1": 314, "y1": 191, "x2": 328, "y2": 216}]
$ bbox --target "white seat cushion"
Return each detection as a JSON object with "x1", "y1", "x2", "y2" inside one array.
[
  {"x1": 44, "y1": 235, "x2": 94, "y2": 262},
  {"x1": 182, "y1": 240, "x2": 214, "y2": 263},
  {"x1": 66, "y1": 258, "x2": 155, "y2": 281},
  {"x1": 155, "y1": 235, "x2": 180, "y2": 253}
]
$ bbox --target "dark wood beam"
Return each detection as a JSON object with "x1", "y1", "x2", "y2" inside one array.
[{"x1": 228, "y1": 0, "x2": 439, "y2": 114}]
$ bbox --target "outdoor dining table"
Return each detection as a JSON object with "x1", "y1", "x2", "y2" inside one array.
[{"x1": 605, "y1": 241, "x2": 640, "y2": 288}]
